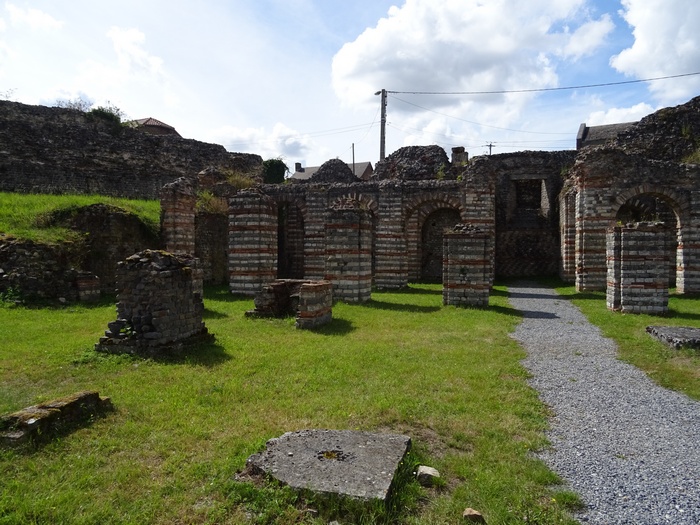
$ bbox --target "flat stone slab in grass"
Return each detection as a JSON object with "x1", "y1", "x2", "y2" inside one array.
[
  {"x1": 647, "y1": 325, "x2": 700, "y2": 349},
  {"x1": 247, "y1": 429, "x2": 411, "y2": 501}
]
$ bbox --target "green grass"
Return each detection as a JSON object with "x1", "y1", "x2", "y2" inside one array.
[
  {"x1": 0, "y1": 285, "x2": 579, "y2": 525},
  {"x1": 555, "y1": 285, "x2": 700, "y2": 400},
  {"x1": 0, "y1": 192, "x2": 160, "y2": 243}
]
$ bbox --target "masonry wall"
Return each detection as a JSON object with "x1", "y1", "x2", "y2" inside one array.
[
  {"x1": 442, "y1": 226, "x2": 492, "y2": 307},
  {"x1": 229, "y1": 190, "x2": 278, "y2": 295},
  {"x1": 96, "y1": 250, "x2": 209, "y2": 354}
]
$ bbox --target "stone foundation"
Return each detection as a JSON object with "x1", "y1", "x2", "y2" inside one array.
[
  {"x1": 1, "y1": 391, "x2": 113, "y2": 447},
  {"x1": 246, "y1": 279, "x2": 333, "y2": 329},
  {"x1": 442, "y1": 225, "x2": 492, "y2": 307},
  {"x1": 95, "y1": 250, "x2": 212, "y2": 355}
]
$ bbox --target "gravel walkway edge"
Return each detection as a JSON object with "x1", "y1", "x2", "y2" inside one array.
[{"x1": 507, "y1": 281, "x2": 700, "y2": 525}]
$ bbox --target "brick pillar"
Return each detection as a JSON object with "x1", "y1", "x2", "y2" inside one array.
[
  {"x1": 606, "y1": 226, "x2": 621, "y2": 311},
  {"x1": 160, "y1": 177, "x2": 197, "y2": 254},
  {"x1": 442, "y1": 225, "x2": 491, "y2": 307},
  {"x1": 229, "y1": 190, "x2": 278, "y2": 295},
  {"x1": 575, "y1": 188, "x2": 610, "y2": 291},
  {"x1": 304, "y1": 188, "x2": 329, "y2": 280},
  {"x1": 461, "y1": 171, "x2": 496, "y2": 285},
  {"x1": 374, "y1": 185, "x2": 408, "y2": 289},
  {"x1": 325, "y1": 206, "x2": 372, "y2": 303},
  {"x1": 560, "y1": 189, "x2": 577, "y2": 282},
  {"x1": 617, "y1": 222, "x2": 669, "y2": 314},
  {"x1": 677, "y1": 224, "x2": 700, "y2": 294}
]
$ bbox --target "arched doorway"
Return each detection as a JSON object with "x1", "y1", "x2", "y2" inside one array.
[{"x1": 420, "y1": 208, "x2": 462, "y2": 282}]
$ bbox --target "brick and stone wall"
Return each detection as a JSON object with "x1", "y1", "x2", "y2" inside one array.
[
  {"x1": 245, "y1": 279, "x2": 333, "y2": 329},
  {"x1": 95, "y1": 250, "x2": 211, "y2": 355},
  {"x1": 229, "y1": 190, "x2": 278, "y2": 295},
  {"x1": 0, "y1": 238, "x2": 96, "y2": 302},
  {"x1": 161, "y1": 177, "x2": 197, "y2": 255},
  {"x1": 195, "y1": 212, "x2": 228, "y2": 285},
  {"x1": 442, "y1": 225, "x2": 492, "y2": 307},
  {"x1": 325, "y1": 203, "x2": 373, "y2": 303},
  {"x1": 606, "y1": 222, "x2": 669, "y2": 314}
]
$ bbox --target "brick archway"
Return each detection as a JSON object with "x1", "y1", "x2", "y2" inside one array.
[{"x1": 404, "y1": 194, "x2": 465, "y2": 282}]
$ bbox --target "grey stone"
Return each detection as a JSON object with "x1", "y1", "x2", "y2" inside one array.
[
  {"x1": 416, "y1": 465, "x2": 440, "y2": 487},
  {"x1": 247, "y1": 429, "x2": 411, "y2": 501},
  {"x1": 646, "y1": 325, "x2": 700, "y2": 349}
]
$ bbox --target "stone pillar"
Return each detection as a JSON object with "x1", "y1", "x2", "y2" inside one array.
[
  {"x1": 160, "y1": 177, "x2": 197, "y2": 255},
  {"x1": 575, "y1": 187, "x2": 610, "y2": 291},
  {"x1": 606, "y1": 226, "x2": 621, "y2": 311},
  {"x1": 677, "y1": 224, "x2": 700, "y2": 294},
  {"x1": 442, "y1": 225, "x2": 491, "y2": 307},
  {"x1": 95, "y1": 250, "x2": 211, "y2": 354},
  {"x1": 374, "y1": 185, "x2": 408, "y2": 289},
  {"x1": 460, "y1": 170, "x2": 496, "y2": 285},
  {"x1": 612, "y1": 222, "x2": 669, "y2": 314},
  {"x1": 325, "y1": 205, "x2": 372, "y2": 303},
  {"x1": 229, "y1": 190, "x2": 278, "y2": 295},
  {"x1": 304, "y1": 188, "x2": 329, "y2": 280},
  {"x1": 560, "y1": 189, "x2": 577, "y2": 282},
  {"x1": 296, "y1": 281, "x2": 333, "y2": 329}
]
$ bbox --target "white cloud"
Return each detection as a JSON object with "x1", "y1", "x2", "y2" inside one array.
[
  {"x1": 5, "y1": 2, "x2": 62, "y2": 30},
  {"x1": 611, "y1": 0, "x2": 700, "y2": 103},
  {"x1": 331, "y1": 0, "x2": 610, "y2": 124},
  {"x1": 559, "y1": 14, "x2": 615, "y2": 60},
  {"x1": 107, "y1": 27, "x2": 164, "y2": 77},
  {"x1": 586, "y1": 102, "x2": 655, "y2": 125},
  {"x1": 210, "y1": 123, "x2": 318, "y2": 162}
]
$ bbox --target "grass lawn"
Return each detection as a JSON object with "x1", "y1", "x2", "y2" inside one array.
[
  {"x1": 555, "y1": 285, "x2": 700, "y2": 401},
  {"x1": 0, "y1": 285, "x2": 580, "y2": 525}
]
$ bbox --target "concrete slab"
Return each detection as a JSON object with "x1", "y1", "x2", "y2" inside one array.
[
  {"x1": 647, "y1": 325, "x2": 700, "y2": 349},
  {"x1": 247, "y1": 429, "x2": 411, "y2": 501}
]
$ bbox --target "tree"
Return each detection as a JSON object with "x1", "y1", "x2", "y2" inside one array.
[{"x1": 262, "y1": 158, "x2": 289, "y2": 184}]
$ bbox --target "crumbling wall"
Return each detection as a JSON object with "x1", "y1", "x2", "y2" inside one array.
[
  {"x1": 442, "y1": 224, "x2": 492, "y2": 307},
  {"x1": 95, "y1": 250, "x2": 211, "y2": 355},
  {"x1": 0, "y1": 100, "x2": 263, "y2": 199}
]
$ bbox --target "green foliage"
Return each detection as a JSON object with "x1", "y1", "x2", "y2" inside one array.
[
  {"x1": 262, "y1": 158, "x2": 289, "y2": 184},
  {"x1": 196, "y1": 190, "x2": 228, "y2": 215},
  {"x1": 683, "y1": 147, "x2": 700, "y2": 164},
  {"x1": 0, "y1": 192, "x2": 160, "y2": 244},
  {"x1": 53, "y1": 95, "x2": 93, "y2": 112}
]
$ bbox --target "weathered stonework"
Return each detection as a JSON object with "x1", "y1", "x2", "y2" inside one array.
[
  {"x1": 442, "y1": 224, "x2": 492, "y2": 307},
  {"x1": 246, "y1": 279, "x2": 333, "y2": 329},
  {"x1": 161, "y1": 177, "x2": 197, "y2": 255},
  {"x1": 1, "y1": 391, "x2": 113, "y2": 448},
  {"x1": 95, "y1": 250, "x2": 212, "y2": 355},
  {"x1": 325, "y1": 203, "x2": 372, "y2": 303},
  {"x1": 607, "y1": 222, "x2": 669, "y2": 314}
]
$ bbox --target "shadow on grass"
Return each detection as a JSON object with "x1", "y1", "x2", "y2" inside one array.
[
  {"x1": 150, "y1": 341, "x2": 232, "y2": 367},
  {"x1": 363, "y1": 299, "x2": 441, "y2": 314},
  {"x1": 487, "y1": 304, "x2": 523, "y2": 318},
  {"x1": 203, "y1": 307, "x2": 230, "y2": 320},
  {"x1": 665, "y1": 309, "x2": 700, "y2": 322},
  {"x1": 309, "y1": 318, "x2": 355, "y2": 336}
]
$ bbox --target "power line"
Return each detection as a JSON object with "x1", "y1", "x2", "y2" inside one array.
[{"x1": 385, "y1": 71, "x2": 700, "y2": 96}]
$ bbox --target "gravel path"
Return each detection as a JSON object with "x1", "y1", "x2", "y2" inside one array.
[{"x1": 508, "y1": 282, "x2": 700, "y2": 525}]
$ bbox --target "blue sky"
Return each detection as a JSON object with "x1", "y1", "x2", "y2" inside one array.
[{"x1": 1, "y1": 0, "x2": 699, "y2": 167}]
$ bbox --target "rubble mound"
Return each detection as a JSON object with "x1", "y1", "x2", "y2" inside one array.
[
  {"x1": 615, "y1": 95, "x2": 700, "y2": 162},
  {"x1": 373, "y1": 145, "x2": 451, "y2": 181},
  {"x1": 310, "y1": 158, "x2": 358, "y2": 184}
]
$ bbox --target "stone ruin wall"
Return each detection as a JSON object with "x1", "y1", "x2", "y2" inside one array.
[
  {"x1": 0, "y1": 100, "x2": 263, "y2": 200},
  {"x1": 96, "y1": 250, "x2": 210, "y2": 355}
]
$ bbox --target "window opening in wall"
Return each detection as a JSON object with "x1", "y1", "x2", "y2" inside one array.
[{"x1": 420, "y1": 208, "x2": 461, "y2": 283}]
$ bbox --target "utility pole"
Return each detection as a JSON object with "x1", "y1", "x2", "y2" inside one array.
[
  {"x1": 484, "y1": 142, "x2": 495, "y2": 155},
  {"x1": 375, "y1": 89, "x2": 387, "y2": 160}
]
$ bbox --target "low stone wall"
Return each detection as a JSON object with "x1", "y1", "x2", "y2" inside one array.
[
  {"x1": 95, "y1": 250, "x2": 212, "y2": 355},
  {"x1": 246, "y1": 279, "x2": 333, "y2": 329},
  {"x1": 0, "y1": 391, "x2": 113, "y2": 447},
  {"x1": 442, "y1": 225, "x2": 492, "y2": 307},
  {"x1": 0, "y1": 237, "x2": 98, "y2": 302}
]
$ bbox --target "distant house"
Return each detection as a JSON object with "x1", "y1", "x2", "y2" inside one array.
[
  {"x1": 576, "y1": 122, "x2": 636, "y2": 149},
  {"x1": 291, "y1": 161, "x2": 373, "y2": 181},
  {"x1": 126, "y1": 117, "x2": 182, "y2": 138}
]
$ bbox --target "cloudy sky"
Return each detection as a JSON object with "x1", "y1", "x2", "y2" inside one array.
[{"x1": 1, "y1": 0, "x2": 699, "y2": 169}]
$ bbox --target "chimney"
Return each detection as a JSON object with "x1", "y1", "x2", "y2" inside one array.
[{"x1": 295, "y1": 162, "x2": 304, "y2": 173}]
